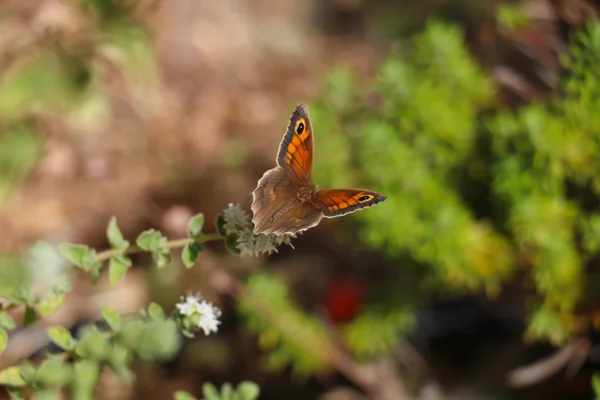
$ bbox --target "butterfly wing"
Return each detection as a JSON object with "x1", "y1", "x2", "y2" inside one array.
[
  {"x1": 311, "y1": 189, "x2": 387, "y2": 218},
  {"x1": 251, "y1": 166, "x2": 300, "y2": 234},
  {"x1": 275, "y1": 104, "x2": 314, "y2": 185},
  {"x1": 255, "y1": 201, "x2": 324, "y2": 236}
]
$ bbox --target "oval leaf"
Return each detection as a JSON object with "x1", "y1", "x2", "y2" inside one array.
[
  {"x1": 107, "y1": 343, "x2": 133, "y2": 381},
  {"x1": 73, "y1": 360, "x2": 100, "y2": 400},
  {"x1": 225, "y1": 236, "x2": 241, "y2": 255},
  {"x1": 48, "y1": 326, "x2": 77, "y2": 351},
  {"x1": 36, "y1": 358, "x2": 72, "y2": 387},
  {"x1": 58, "y1": 244, "x2": 95, "y2": 270},
  {"x1": 0, "y1": 366, "x2": 26, "y2": 387},
  {"x1": 0, "y1": 314, "x2": 16, "y2": 330},
  {"x1": 23, "y1": 306, "x2": 37, "y2": 327},
  {"x1": 39, "y1": 292, "x2": 66, "y2": 318},
  {"x1": 202, "y1": 383, "x2": 220, "y2": 400},
  {"x1": 237, "y1": 382, "x2": 260, "y2": 400},
  {"x1": 215, "y1": 215, "x2": 227, "y2": 237},
  {"x1": 153, "y1": 249, "x2": 171, "y2": 268},
  {"x1": 182, "y1": 242, "x2": 201, "y2": 268},
  {"x1": 102, "y1": 307, "x2": 122, "y2": 332},
  {"x1": 221, "y1": 383, "x2": 233, "y2": 400},
  {"x1": 90, "y1": 261, "x2": 103, "y2": 285},
  {"x1": 0, "y1": 329, "x2": 7, "y2": 354},
  {"x1": 107, "y1": 217, "x2": 129, "y2": 249},
  {"x1": 136, "y1": 229, "x2": 163, "y2": 251},
  {"x1": 174, "y1": 391, "x2": 197, "y2": 400},
  {"x1": 109, "y1": 254, "x2": 131, "y2": 286},
  {"x1": 187, "y1": 213, "x2": 205, "y2": 239},
  {"x1": 147, "y1": 303, "x2": 165, "y2": 321}
]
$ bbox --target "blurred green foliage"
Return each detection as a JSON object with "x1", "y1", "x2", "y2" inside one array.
[
  {"x1": 0, "y1": 124, "x2": 43, "y2": 202},
  {"x1": 496, "y1": 3, "x2": 531, "y2": 30},
  {"x1": 304, "y1": 19, "x2": 600, "y2": 346},
  {"x1": 0, "y1": 0, "x2": 157, "y2": 200},
  {"x1": 238, "y1": 273, "x2": 335, "y2": 375}
]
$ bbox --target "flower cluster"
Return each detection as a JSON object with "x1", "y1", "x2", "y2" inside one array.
[
  {"x1": 175, "y1": 293, "x2": 221, "y2": 336},
  {"x1": 222, "y1": 203, "x2": 297, "y2": 256}
]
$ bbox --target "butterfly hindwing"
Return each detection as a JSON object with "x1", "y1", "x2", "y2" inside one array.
[
  {"x1": 251, "y1": 166, "x2": 300, "y2": 233},
  {"x1": 255, "y1": 202, "x2": 324, "y2": 236},
  {"x1": 276, "y1": 104, "x2": 314, "y2": 185},
  {"x1": 311, "y1": 189, "x2": 387, "y2": 218}
]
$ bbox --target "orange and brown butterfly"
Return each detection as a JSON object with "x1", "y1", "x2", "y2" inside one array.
[{"x1": 251, "y1": 104, "x2": 387, "y2": 235}]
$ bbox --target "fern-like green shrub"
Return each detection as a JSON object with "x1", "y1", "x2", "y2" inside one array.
[{"x1": 308, "y1": 19, "x2": 600, "y2": 345}]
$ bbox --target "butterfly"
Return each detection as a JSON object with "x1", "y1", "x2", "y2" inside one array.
[{"x1": 251, "y1": 104, "x2": 387, "y2": 235}]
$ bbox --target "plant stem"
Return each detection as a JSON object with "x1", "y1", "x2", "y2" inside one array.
[{"x1": 94, "y1": 232, "x2": 224, "y2": 263}]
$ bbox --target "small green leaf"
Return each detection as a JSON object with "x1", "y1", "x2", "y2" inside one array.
[
  {"x1": 19, "y1": 362, "x2": 37, "y2": 384},
  {"x1": 90, "y1": 261, "x2": 103, "y2": 284},
  {"x1": 23, "y1": 306, "x2": 36, "y2": 327},
  {"x1": 75, "y1": 327, "x2": 110, "y2": 360},
  {"x1": 216, "y1": 216, "x2": 227, "y2": 237},
  {"x1": 147, "y1": 303, "x2": 165, "y2": 321},
  {"x1": 153, "y1": 249, "x2": 171, "y2": 268},
  {"x1": 9, "y1": 286, "x2": 34, "y2": 307},
  {"x1": 36, "y1": 358, "x2": 72, "y2": 387},
  {"x1": 107, "y1": 217, "x2": 129, "y2": 249},
  {"x1": 225, "y1": 235, "x2": 241, "y2": 255},
  {"x1": 0, "y1": 366, "x2": 26, "y2": 387},
  {"x1": 107, "y1": 343, "x2": 133, "y2": 381},
  {"x1": 237, "y1": 382, "x2": 260, "y2": 400},
  {"x1": 48, "y1": 326, "x2": 77, "y2": 351},
  {"x1": 134, "y1": 320, "x2": 181, "y2": 362},
  {"x1": 0, "y1": 329, "x2": 8, "y2": 354},
  {"x1": 187, "y1": 213, "x2": 205, "y2": 239},
  {"x1": 55, "y1": 280, "x2": 72, "y2": 293},
  {"x1": 117, "y1": 319, "x2": 144, "y2": 349},
  {"x1": 102, "y1": 307, "x2": 122, "y2": 332},
  {"x1": 73, "y1": 360, "x2": 100, "y2": 400},
  {"x1": 58, "y1": 244, "x2": 95, "y2": 270},
  {"x1": 0, "y1": 314, "x2": 16, "y2": 330},
  {"x1": 136, "y1": 229, "x2": 164, "y2": 251},
  {"x1": 7, "y1": 386, "x2": 26, "y2": 399},
  {"x1": 593, "y1": 373, "x2": 600, "y2": 399},
  {"x1": 31, "y1": 389, "x2": 61, "y2": 400},
  {"x1": 174, "y1": 391, "x2": 197, "y2": 400},
  {"x1": 221, "y1": 383, "x2": 233, "y2": 400},
  {"x1": 38, "y1": 292, "x2": 66, "y2": 317},
  {"x1": 109, "y1": 254, "x2": 132, "y2": 285},
  {"x1": 202, "y1": 383, "x2": 221, "y2": 400},
  {"x1": 182, "y1": 242, "x2": 202, "y2": 268}
]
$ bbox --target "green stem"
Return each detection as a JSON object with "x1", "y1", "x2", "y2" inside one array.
[{"x1": 94, "y1": 232, "x2": 224, "y2": 263}]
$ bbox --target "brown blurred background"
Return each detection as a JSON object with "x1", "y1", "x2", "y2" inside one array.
[{"x1": 1, "y1": 0, "x2": 600, "y2": 399}]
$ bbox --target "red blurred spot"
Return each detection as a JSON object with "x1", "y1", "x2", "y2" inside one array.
[{"x1": 324, "y1": 276, "x2": 366, "y2": 324}]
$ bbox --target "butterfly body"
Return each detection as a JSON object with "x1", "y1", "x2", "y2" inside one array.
[{"x1": 251, "y1": 104, "x2": 387, "y2": 236}]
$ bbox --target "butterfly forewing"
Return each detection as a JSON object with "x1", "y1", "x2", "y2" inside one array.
[{"x1": 276, "y1": 105, "x2": 314, "y2": 185}]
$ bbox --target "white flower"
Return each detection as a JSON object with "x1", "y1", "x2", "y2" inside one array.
[
  {"x1": 175, "y1": 294, "x2": 201, "y2": 316},
  {"x1": 196, "y1": 300, "x2": 222, "y2": 336},
  {"x1": 175, "y1": 292, "x2": 222, "y2": 336}
]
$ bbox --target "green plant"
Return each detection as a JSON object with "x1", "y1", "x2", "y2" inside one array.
[
  {"x1": 0, "y1": 205, "x2": 279, "y2": 399},
  {"x1": 306, "y1": 19, "x2": 600, "y2": 345},
  {"x1": 175, "y1": 381, "x2": 259, "y2": 400}
]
